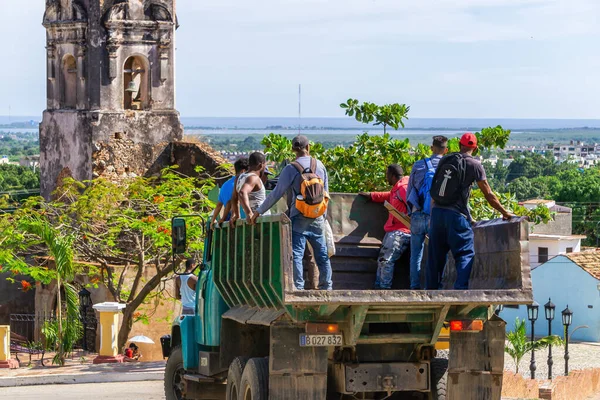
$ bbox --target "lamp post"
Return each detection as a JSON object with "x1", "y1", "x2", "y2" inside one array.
[
  {"x1": 78, "y1": 288, "x2": 92, "y2": 351},
  {"x1": 544, "y1": 298, "x2": 556, "y2": 380},
  {"x1": 527, "y1": 301, "x2": 539, "y2": 380},
  {"x1": 562, "y1": 305, "x2": 573, "y2": 376}
]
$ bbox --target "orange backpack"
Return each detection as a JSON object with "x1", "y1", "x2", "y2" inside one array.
[{"x1": 292, "y1": 158, "x2": 329, "y2": 219}]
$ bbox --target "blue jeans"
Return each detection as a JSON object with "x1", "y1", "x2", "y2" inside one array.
[
  {"x1": 410, "y1": 211, "x2": 429, "y2": 289},
  {"x1": 291, "y1": 216, "x2": 333, "y2": 290},
  {"x1": 426, "y1": 208, "x2": 475, "y2": 290},
  {"x1": 374, "y1": 231, "x2": 411, "y2": 289}
]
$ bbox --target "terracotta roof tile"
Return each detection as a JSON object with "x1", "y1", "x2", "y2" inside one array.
[{"x1": 564, "y1": 252, "x2": 600, "y2": 280}]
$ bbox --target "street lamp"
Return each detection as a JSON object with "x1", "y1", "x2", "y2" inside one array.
[
  {"x1": 562, "y1": 305, "x2": 573, "y2": 376},
  {"x1": 78, "y1": 288, "x2": 92, "y2": 351},
  {"x1": 544, "y1": 298, "x2": 556, "y2": 380},
  {"x1": 527, "y1": 301, "x2": 539, "y2": 380},
  {"x1": 495, "y1": 304, "x2": 504, "y2": 316}
]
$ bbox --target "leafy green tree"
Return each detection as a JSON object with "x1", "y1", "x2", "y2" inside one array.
[
  {"x1": 0, "y1": 167, "x2": 213, "y2": 349},
  {"x1": 505, "y1": 152, "x2": 562, "y2": 183},
  {"x1": 340, "y1": 99, "x2": 410, "y2": 134},
  {"x1": 505, "y1": 317, "x2": 563, "y2": 374},
  {"x1": 0, "y1": 216, "x2": 81, "y2": 366},
  {"x1": 505, "y1": 177, "x2": 550, "y2": 201},
  {"x1": 483, "y1": 159, "x2": 510, "y2": 191},
  {"x1": 0, "y1": 165, "x2": 40, "y2": 192}
]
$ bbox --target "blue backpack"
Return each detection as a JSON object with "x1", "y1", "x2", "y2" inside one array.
[{"x1": 417, "y1": 158, "x2": 436, "y2": 215}]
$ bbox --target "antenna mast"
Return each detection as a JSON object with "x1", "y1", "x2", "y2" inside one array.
[{"x1": 298, "y1": 84, "x2": 302, "y2": 134}]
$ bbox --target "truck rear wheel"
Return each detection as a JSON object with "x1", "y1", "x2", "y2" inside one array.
[
  {"x1": 430, "y1": 358, "x2": 448, "y2": 400},
  {"x1": 165, "y1": 346, "x2": 185, "y2": 400},
  {"x1": 239, "y1": 358, "x2": 269, "y2": 400},
  {"x1": 227, "y1": 357, "x2": 249, "y2": 400}
]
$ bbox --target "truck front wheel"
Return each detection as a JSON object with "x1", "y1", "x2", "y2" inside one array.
[
  {"x1": 430, "y1": 358, "x2": 448, "y2": 400},
  {"x1": 239, "y1": 358, "x2": 269, "y2": 400},
  {"x1": 165, "y1": 346, "x2": 185, "y2": 400}
]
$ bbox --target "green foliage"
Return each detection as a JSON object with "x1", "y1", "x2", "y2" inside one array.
[
  {"x1": 0, "y1": 131, "x2": 39, "y2": 160},
  {"x1": 4, "y1": 217, "x2": 82, "y2": 366},
  {"x1": 0, "y1": 167, "x2": 215, "y2": 348},
  {"x1": 505, "y1": 317, "x2": 563, "y2": 374},
  {"x1": 340, "y1": 99, "x2": 410, "y2": 134},
  {"x1": 476, "y1": 126, "x2": 512, "y2": 151},
  {"x1": 0, "y1": 164, "x2": 40, "y2": 192},
  {"x1": 505, "y1": 152, "x2": 565, "y2": 183},
  {"x1": 261, "y1": 132, "x2": 551, "y2": 223},
  {"x1": 470, "y1": 191, "x2": 553, "y2": 224}
]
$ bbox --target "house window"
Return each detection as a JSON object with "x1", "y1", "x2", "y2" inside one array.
[
  {"x1": 566, "y1": 247, "x2": 573, "y2": 253},
  {"x1": 62, "y1": 54, "x2": 77, "y2": 109},
  {"x1": 123, "y1": 56, "x2": 149, "y2": 110},
  {"x1": 538, "y1": 247, "x2": 549, "y2": 264}
]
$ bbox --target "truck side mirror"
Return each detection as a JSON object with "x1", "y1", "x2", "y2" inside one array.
[{"x1": 172, "y1": 217, "x2": 187, "y2": 254}]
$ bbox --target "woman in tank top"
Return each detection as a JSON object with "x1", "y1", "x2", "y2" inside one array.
[
  {"x1": 236, "y1": 172, "x2": 267, "y2": 212},
  {"x1": 231, "y1": 152, "x2": 271, "y2": 224}
]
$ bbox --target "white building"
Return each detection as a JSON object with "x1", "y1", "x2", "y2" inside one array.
[
  {"x1": 0, "y1": 156, "x2": 9, "y2": 165},
  {"x1": 19, "y1": 155, "x2": 40, "y2": 170},
  {"x1": 521, "y1": 199, "x2": 586, "y2": 268}
]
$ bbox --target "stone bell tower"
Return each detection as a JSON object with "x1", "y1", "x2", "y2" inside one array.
[{"x1": 40, "y1": 0, "x2": 183, "y2": 198}]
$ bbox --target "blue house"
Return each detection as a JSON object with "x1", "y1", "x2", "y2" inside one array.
[{"x1": 502, "y1": 253, "x2": 600, "y2": 342}]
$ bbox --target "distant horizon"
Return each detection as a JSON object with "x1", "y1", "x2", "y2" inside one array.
[
  {"x1": 2, "y1": 115, "x2": 600, "y2": 131},
  {"x1": 4, "y1": 115, "x2": 600, "y2": 121}
]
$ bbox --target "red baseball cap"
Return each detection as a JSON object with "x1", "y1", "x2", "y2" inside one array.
[{"x1": 460, "y1": 132, "x2": 478, "y2": 149}]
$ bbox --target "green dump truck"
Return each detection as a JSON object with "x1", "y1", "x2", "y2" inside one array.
[{"x1": 162, "y1": 193, "x2": 532, "y2": 400}]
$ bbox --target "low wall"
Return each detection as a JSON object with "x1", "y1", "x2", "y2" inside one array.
[
  {"x1": 502, "y1": 372, "x2": 540, "y2": 399},
  {"x1": 502, "y1": 369, "x2": 600, "y2": 400},
  {"x1": 540, "y1": 369, "x2": 600, "y2": 400}
]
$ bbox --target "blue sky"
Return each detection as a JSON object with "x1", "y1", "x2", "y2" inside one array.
[{"x1": 1, "y1": 0, "x2": 599, "y2": 118}]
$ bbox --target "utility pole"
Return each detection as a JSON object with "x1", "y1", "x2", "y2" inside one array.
[{"x1": 298, "y1": 84, "x2": 302, "y2": 135}]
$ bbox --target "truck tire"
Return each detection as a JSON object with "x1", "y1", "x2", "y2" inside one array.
[
  {"x1": 226, "y1": 357, "x2": 249, "y2": 400},
  {"x1": 165, "y1": 346, "x2": 185, "y2": 400},
  {"x1": 238, "y1": 358, "x2": 269, "y2": 400},
  {"x1": 430, "y1": 358, "x2": 448, "y2": 400}
]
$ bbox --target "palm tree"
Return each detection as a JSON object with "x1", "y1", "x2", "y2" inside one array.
[
  {"x1": 505, "y1": 317, "x2": 563, "y2": 374},
  {"x1": 20, "y1": 217, "x2": 81, "y2": 366}
]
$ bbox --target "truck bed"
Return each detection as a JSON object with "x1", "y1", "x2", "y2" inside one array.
[{"x1": 213, "y1": 193, "x2": 532, "y2": 316}]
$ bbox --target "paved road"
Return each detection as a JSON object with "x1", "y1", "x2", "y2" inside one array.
[{"x1": 1, "y1": 381, "x2": 165, "y2": 400}]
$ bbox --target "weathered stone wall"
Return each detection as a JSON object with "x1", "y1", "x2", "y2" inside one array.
[
  {"x1": 90, "y1": 111, "x2": 183, "y2": 180},
  {"x1": 531, "y1": 211, "x2": 573, "y2": 236},
  {"x1": 145, "y1": 141, "x2": 232, "y2": 184},
  {"x1": 39, "y1": 111, "x2": 93, "y2": 198}
]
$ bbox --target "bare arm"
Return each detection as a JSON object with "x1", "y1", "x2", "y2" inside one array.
[
  {"x1": 218, "y1": 201, "x2": 232, "y2": 224},
  {"x1": 230, "y1": 178, "x2": 240, "y2": 225},
  {"x1": 175, "y1": 276, "x2": 181, "y2": 300},
  {"x1": 210, "y1": 201, "x2": 224, "y2": 228},
  {"x1": 477, "y1": 180, "x2": 512, "y2": 219},
  {"x1": 239, "y1": 175, "x2": 260, "y2": 221}
]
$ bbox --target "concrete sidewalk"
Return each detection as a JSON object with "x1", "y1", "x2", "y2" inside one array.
[{"x1": 0, "y1": 361, "x2": 166, "y2": 387}]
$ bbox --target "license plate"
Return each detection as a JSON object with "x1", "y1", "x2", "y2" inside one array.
[{"x1": 299, "y1": 334, "x2": 343, "y2": 347}]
